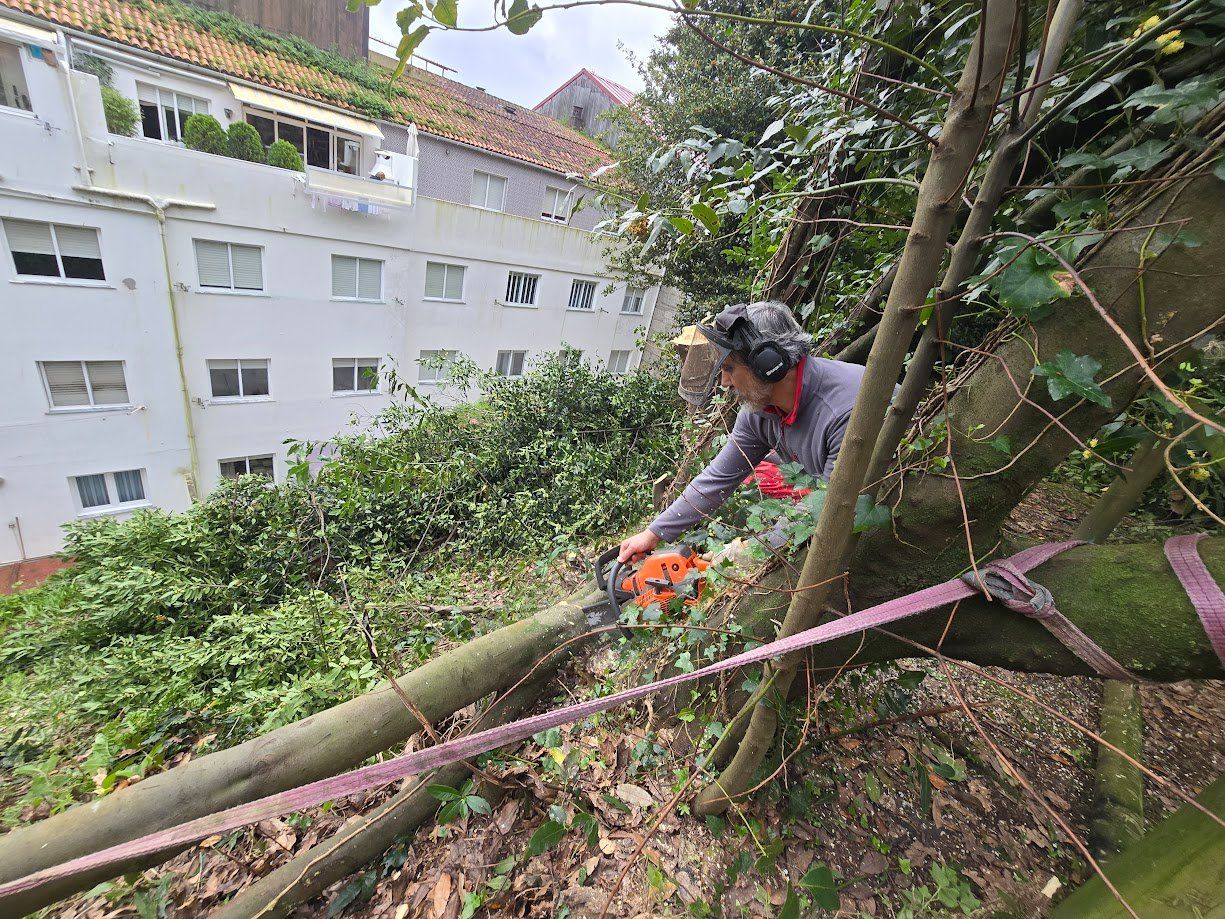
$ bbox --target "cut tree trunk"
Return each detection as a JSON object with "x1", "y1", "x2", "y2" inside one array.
[
  {"x1": 1089, "y1": 680, "x2": 1146, "y2": 860},
  {"x1": 0, "y1": 587, "x2": 605, "y2": 916}
]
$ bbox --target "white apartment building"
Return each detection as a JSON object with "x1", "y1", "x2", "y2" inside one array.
[{"x1": 0, "y1": 0, "x2": 658, "y2": 564}]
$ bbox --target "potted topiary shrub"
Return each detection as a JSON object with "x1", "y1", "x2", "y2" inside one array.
[
  {"x1": 183, "y1": 113, "x2": 228, "y2": 156},
  {"x1": 226, "y1": 121, "x2": 266, "y2": 163},
  {"x1": 266, "y1": 139, "x2": 304, "y2": 171},
  {"x1": 99, "y1": 86, "x2": 138, "y2": 136}
]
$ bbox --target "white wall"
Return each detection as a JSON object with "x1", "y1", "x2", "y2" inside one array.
[{"x1": 0, "y1": 21, "x2": 655, "y2": 562}]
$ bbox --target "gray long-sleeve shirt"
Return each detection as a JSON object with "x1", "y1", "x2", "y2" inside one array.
[{"x1": 649, "y1": 356, "x2": 866, "y2": 542}]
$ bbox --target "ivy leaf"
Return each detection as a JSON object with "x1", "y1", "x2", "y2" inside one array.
[
  {"x1": 506, "y1": 0, "x2": 542, "y2": 35},
  {"x1": 327, "y1": 871, "x2": 376, "y2": 916},
  {"x1": 1058, "y1": 151, "x2": 1109, "y2": 170},
  {"x1": 1032, "y1": 350, "x2": 1112, "y2": 408},
  {"x1": 897, "y1": 668, "x2": 927, "y2": 689},
  {"x1": 988, "y1": 434, "x2": 1012, "y2": 454},
  {"x1": 1107, "y1": 139, "x2": 1172, "y2": 177},
  {"x1": 778, "y1": 886, "x2": 801, "y2": 919},
  {"x1": 865, "y1": 772, "x2": 882, "y2": 803},
  {"x1": 526, "y1": 819, "x2": 567, "y2": 857},
  {"x1": 799, "y1": 864, "x2": 840, "y2": 910},
  {"x1": 852, "y1": 495, "x2": 891, "y2": 533},
  {"x1": 432, "y1": 0, "x2": 457, "y2": 27},
  {"x1": 990, "y1": 243, "x2": 1070, "y2": 319},
  {"x1": 691, "y1": 202, "x2": 720, "y2": 233}
]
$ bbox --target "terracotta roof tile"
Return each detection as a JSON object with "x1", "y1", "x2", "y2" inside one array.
[{"x1": 0, "y1": 0, "x2": 610, "y2": 175}]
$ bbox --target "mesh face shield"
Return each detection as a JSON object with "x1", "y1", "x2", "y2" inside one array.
[{"x1": 677, "y1": 333, "x2": 730, "y2": 407}]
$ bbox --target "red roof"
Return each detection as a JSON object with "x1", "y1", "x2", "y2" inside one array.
[
  {"x1": 534, "y1": 68, "x2": 636, "y2": 111},
  {"x1": 0, "y1": 0, "x2": 611, "y2": 175}
]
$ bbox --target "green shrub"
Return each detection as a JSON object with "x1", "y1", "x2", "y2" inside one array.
[
  {"x1": 226, "y1": 121, "x2": 266, "y2": 163},
  {"x1": 183, "y1": 113, "x2": 228, "y2": 156},
  {"x1": 266, "y1": 139, "x2": 304, "y2": 171},
  {"x1": 100, "y1": 86, "x2": 138, "y2": 137}
]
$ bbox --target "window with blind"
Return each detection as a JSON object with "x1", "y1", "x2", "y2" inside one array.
[
  {"x1": 194, "y1": 239, "x2": 264, "y2": 292},
  {"x1": 418, "y1": 350, "x2": 458, "y2": 384},
  {"x1": 470, "y1": 170, "x2": 507, "y2": 211},
  {"x1": 137, "y1": 84, "x2": 209, "y2": 143},
  {"x1": 0, "y1": 41, "x2": 33, "y2": 112},
  {"x1": 568, "y1": 279, "x2": 597, "y2": 311},
  {"x1": 621, "y1": 287, "x2": 645, "y2": 314},
  {"x1": 4, "y1": 219, "x2": 104, "y2": 280},
  {"x1": 424, "y1": 262, "x2": 465, "y2": 301},
  {"x1": 542, "y1": 186, "x2": 571, "y2": 223},
  {"x1": 504, "y1": 271, "x2": 540, "y2": 306},
  {"x1": 207, "y1": 359, "x2": 270, "y2": 399},
  {"x1": 219, "y1": 455, "x2": 275, "y2": 481},
  {"x1": 495, "y1": 350, "x2": 527, "y2": 378},
  {"x1": 39, "y1": 361, "x2": 129, "y2": 409},
  {"x1": 71, "y1": 469, "x2": 147, "y2": 513},
  {"x1": 331, "y1": 255, "x2": 383, "y2": 301},
  {"x1": 244, "y1": 108, "x2": 361, "y2": 173},
  {"x1": 607, "y1": 350, "x2": 632, "y2": 375},
  {"x1": 332, "y1": 357, "x2": 380, "y2": 393}
]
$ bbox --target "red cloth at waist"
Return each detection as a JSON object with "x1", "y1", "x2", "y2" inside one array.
[{"x1": 744, "y1": 460, "x2": 811, "y2": 500}]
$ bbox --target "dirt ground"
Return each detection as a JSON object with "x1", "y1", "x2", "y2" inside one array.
[{"x1": 45, "y1": 484, "x2": 1224, "y2": 918}]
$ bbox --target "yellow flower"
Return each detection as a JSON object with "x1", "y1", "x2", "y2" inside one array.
[
  {"x1": 1081, "y1": 449, "x2": 1093, "y2": 459},
  {"x1": 1190, "y1": 467, "x2": 1210, "y2": 481},
  {"x1": 1160, "y1": 39, "x2": 1185, "y2": 55},
  {"x1": 1088, "y1": 437, "x2": 1100, "y2": 448},
  {"x1": 1132, "y1": 15, "x2": 1161, "y2": 37}
]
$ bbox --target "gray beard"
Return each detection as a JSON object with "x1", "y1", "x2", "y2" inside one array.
[{"x1": 736, "y1": 380, "x2": 773, "y2": 413}]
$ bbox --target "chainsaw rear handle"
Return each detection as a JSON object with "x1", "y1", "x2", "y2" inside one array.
[{"x1": 595, "y1": 546, "x2": 633, "y2": 608}]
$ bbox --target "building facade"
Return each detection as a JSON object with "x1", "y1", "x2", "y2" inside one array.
[
  {"x1": 0, "y1": 2, "x2": 657, "y2": 563},
  {"x1": 533, "y1": 69, "x2": 635, "y2": 148}
]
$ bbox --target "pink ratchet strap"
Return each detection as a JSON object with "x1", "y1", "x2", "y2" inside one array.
[
  {"x1": 962, "y1": 540, "x2": 1134, "y2": 682},
  {"x1": 1164, "y1": 533, "x2": 1225, "y2": 668}
]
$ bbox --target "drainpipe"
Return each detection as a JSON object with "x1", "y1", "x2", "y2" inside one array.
[{"x1": 72, "y1": 186, "x2": 210, "y2": 498}]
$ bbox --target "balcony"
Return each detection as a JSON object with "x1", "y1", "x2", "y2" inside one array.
[{"x1": 301, "y1": 157, "x2": 416, "y2": 213}]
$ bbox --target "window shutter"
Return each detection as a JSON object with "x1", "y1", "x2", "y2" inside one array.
[
  {"x1": 425, "y1": 262, "x2": 446, "y2": 298},
  {"x1": 86, "y1": 361, "x2": 128, "y2": 405},
  {"x1": 511, "y1": 352, "x2": 524, "y2": 377},
  {"x1": 114, "y1": 469, "x2": 145, "y2": 503},
  {"x1": 332, "y1": 358, "x2": 354, "y2": 391},
  {"x1": 332, "y1": 255, "x2": 357, "y2": 298},
  {"x1": 42, "y1": 361, "x2": 90, "y2": 407},
  {"x1": 195, "y1": 240, "x2": 232, "y2": 288},
  {"x1": 470, "y1": 172, "x2": 488, "y2": 207},
  {"x1": 357, "y1": 358, "x2": 379, "y2": 390},
  {"x1": 54, "y1": 225, "x2": 102, "y2": 260},
  {"x1": 443, "y1": 265, "x2": 464, "y2": 301},
  {"x1": 357, "y1": 259, "x2": 382, "y2": 300},
  {"x1": 208, "y1": 360, "x2": 240, "y2": 397},
  {"x1": 3, "y1": 219, "x2": 55, "y2": 254},
  {"x1": 76, "y1": 474, "x2": 109, "y2": 508},
  {"x1": 490, "y1": 176, "x2": 506, "y2": 211},
  {"x1": 230, "y1": 244, "x2": 263, "y2": 291}
]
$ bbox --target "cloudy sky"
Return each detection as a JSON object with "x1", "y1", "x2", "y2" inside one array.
[{"x1": 368, "y1": 4, "x2": 675, "y2": 108}]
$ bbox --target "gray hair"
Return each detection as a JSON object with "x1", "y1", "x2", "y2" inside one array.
[{"x1": 745, "y1": 300, "x2": 812, "y2": 364}]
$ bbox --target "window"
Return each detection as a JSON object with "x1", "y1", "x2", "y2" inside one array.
[
  {"x1": 495, "y1": 350, "x2": 526, "y2": 379},
  {"x1": 245, "y1": 108, "x2": 361, "y2": 173},
  {"x1": 608, "y1": 350, "x2": 632, "y2": 375},
  {"x1": 470, "y1": 170, "x2": 507, "y2": 211},
  {"x1": 331, "y1": 255, "x2": 383, "y2": 301},
  {"x1": 4, "y1": 219, "x2": 104, "y2": 281},
  {"x1": 621, "y1": 287, "x2": 645, "y2": 315},
  {"x1": 72, "y1": 469, "x2": 147, "y2": 512},
  {"x1": 40, "y1": 361, "x2": 129, "y2": 409},
  {"x1": 208, "y1": 359, "x2": 270, "y2": 399},
  {"x1": 219, "y1": 455, "x2": 275, "y2": 481},
  {"x1": 194, "y1": 240, "x2": 263, "y2": 292},
  {"x1": 504, "y1": 271, "x2": 540, "y2": 306},
  {"x1": 568, "y1": 279, "x2": 597, "y2": 311},
  {"x1": 333, "y1": 357, "x2": 380, "y2": 393},
  {"x1": 418, "y1": 349, "x2": 458, "y2": 384},
  {"x1": 424, "y1": 261, "x2": 465, "y2": 301},
  {"x1": 542, "y1": 186, "x2": 571, "y2": 223},
  {"x1": 571, "y1": 105, "x2": 585, "y2": 127},
  {"x1": 137, "y1": 84, "x2": 209, "y2": 143},
  {"x1": 0, "y1": 41, "x2": 32, "y2": 112}
]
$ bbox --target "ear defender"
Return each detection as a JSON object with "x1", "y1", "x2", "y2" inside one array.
[{"x1": 745, "y1": 341, "x2": 793, "y2": 383}]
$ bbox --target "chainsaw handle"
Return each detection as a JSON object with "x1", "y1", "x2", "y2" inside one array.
[{"x1": 594, "y1": 545, "x2": 620, "y2": 593}]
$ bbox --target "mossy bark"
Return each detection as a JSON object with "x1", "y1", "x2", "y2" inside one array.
[
  {"x1": 1049, "y1": 775, "x2": 1225, "y2": 918},
  {"x1": 1089, "y1": 680, "x2": 1146, "y2": 860}
]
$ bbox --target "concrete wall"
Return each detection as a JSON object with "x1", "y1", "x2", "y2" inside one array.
[{"x1": 0, "y1": 22, "x2": 656, "y2": 562}]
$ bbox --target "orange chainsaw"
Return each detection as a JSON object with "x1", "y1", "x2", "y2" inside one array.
[{"x1": 595, "y1": 544, "x2": 709, "y2": 635}]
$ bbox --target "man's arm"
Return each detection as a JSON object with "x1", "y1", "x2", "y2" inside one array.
[{"x1": 647, "y1": 413, "x2": 771, "y2": 543}]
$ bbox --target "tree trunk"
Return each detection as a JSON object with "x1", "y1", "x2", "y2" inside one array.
[
  {"x1": 1049, "y1": 775, "x2": 1225, "y2": 918},
  {"x1": 1089, "y1": 680, "x2": 1146, "y2": 860},
  {"x1": 0, "y1": 587, "x2": 604, "y2": 916}
]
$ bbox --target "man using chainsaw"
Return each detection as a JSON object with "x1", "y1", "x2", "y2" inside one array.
[{"x1": 618, "y1": 300, "x2": 866, "y2": 564}]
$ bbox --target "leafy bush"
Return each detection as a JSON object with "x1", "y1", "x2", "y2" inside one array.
[
  {"x1": 266, "y1": 138, "x2": 304, "y2": 171},
  {"x1": 100, "y1": 87, "x2": 138, "y2": 137},
  {"x1": 226, "y1": 121, "x2": 266, "y2": 163},
  {"x1": 183, "y1": 113, "x2": 228, "y2": 156}
]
